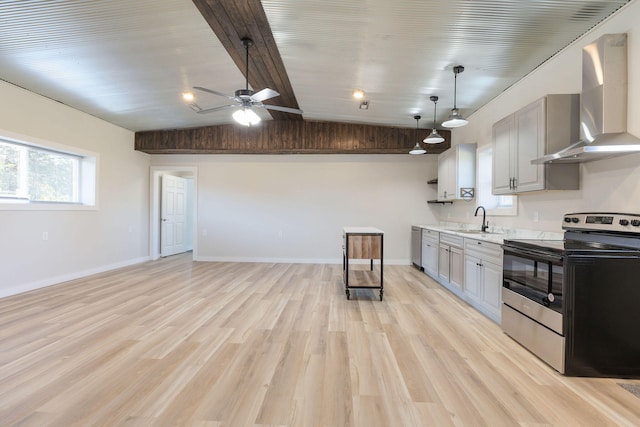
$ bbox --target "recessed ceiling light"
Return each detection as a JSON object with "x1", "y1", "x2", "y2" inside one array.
[
  {"x1": 182, "y1": 92, "x2": 195, "y2": 102},
  {"x1": 352, "y1": 89, "x2": 365, "y2": 99}
]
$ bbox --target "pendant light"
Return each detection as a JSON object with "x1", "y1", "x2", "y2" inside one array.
[
  {"x1": 442, "y1": 65, "x2": 469, "y2": 128},
  {"x1": 409, "y1": 115, "x2": 427, "y2": 155},
  {"x1": 424, "y1": 96, "x2": 445, "y2": 144}
]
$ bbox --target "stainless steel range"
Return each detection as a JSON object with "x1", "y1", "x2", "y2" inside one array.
[{"x1": 502, "y1": 213, "x2": 640, "y2": 378}]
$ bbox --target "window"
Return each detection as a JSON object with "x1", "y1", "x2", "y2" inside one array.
[
  {"x1": 0, "y1": 135, "x2": 96, "y2": 208},
  {"x1": 477, "y1": 145, "x2": 517, "y2": 216}
]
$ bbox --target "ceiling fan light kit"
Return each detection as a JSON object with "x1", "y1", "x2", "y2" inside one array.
[
  {"x1": 424, "y1": 95, "x2": 445, "y2": 144},
  {"x1": 442, "y1": 65, "x2": 469, "y2": 128},
  {"x1": 232, "y1": 108, "x2": 261, "y2": 126},
  {"x1": 409, "y1": 115, "x2": 427, "y2": 155}
]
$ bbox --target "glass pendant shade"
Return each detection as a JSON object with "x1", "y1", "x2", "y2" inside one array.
[
  {"x1": 424, "y1": 128, "x2": 445, "y2": 144},
  {"x1": 424, "y1": 95, "x2": 445, "y2": 143},
  {"x1": 409, "y1": 115, "x2": 426, "y2": 155},
  {"x1": 232, "y1": 108, "x2": 261, "y2": 126},
  {"x1": 442, "y1": 65, "x2": 468, "y2": 128},
  {"x1": 409, "y1": 142, "x2": 426, "y2": 155},
  {"x1": 442, "y1": 108, "x2": 468, "y2": 128}
]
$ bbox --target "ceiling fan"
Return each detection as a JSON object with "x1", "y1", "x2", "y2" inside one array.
[{"x1": 191, "y1": 38, "x2": 303, "y2": 126}]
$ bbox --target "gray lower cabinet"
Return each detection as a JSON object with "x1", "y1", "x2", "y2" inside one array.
[
  {"x1": 463, "y1": 238, "x2": 503, "y2": 323},
  {"x1": 417, "y1": 228, "x2": 502, "y2": 324},
  {"x1": 437, "y1": 233, "x2": 464, "y2": 297}
]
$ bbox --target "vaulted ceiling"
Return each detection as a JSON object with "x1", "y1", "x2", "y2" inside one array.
[{"x1": 0, "y1": 0, "x2": 632, "y2": 134}]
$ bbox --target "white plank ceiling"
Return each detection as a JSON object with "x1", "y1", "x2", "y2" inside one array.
[{"x1": 0, "y1": 0, "x2": 632, "y2": 132}]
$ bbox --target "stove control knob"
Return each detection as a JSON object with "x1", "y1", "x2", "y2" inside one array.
[
  {"x1": 631, "y1": 219, "x2": 640, "y2": 227},
  {"x1": 571, "y1": 217, "x2": 579, "y2": 223},
  {"x1": 564, "y1": 217, "x2": 572, "y2": 223},
  {"x1": 620, "y1": 219, "x2": 630, "y2": 226}
]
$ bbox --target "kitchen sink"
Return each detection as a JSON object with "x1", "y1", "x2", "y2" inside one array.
[{"x1": 444, "y1": 229, "x2": 503, "y2": 235}]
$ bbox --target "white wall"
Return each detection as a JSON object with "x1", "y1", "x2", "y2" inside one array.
[
  {"x1": 447, "y1": 0, "x2": 640, "y2": 232},
  {"x1": 151, "y1": 154, "x2": 439, "y2": 264},
  {"x1": 0, "y1": 81, "x2": 151, "y2": 297}
]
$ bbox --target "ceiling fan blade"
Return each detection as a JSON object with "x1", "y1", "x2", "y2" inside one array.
[
  {"x1": 196, "y1": 104, "x2": 238, "y2": 114},
  {"x1": 193, "y1": 86, "x2": 236, "y2": 100},
  {"x1": 262, "y1": 104, "x2": 304, "y2": 115},
  {"x1": 251, "y1": 88, "x2": 280, "y2": 102}
]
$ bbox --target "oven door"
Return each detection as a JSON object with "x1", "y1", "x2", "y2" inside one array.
[{"x1": 502, "y1": 245, "x2": 564, "y2": 314}]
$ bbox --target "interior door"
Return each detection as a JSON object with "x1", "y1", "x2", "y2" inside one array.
[{"x1": 161, "y1": 174, "x2": 187, "y2": 257}]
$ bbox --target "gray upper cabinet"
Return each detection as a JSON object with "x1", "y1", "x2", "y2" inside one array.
[{"x1": 492, "y1": 95, "x2": 580, "y2": 195}]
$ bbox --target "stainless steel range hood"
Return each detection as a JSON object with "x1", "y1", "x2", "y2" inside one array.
[{"x1": 533, "y1": 33, "x2": 640, "y2": 164}]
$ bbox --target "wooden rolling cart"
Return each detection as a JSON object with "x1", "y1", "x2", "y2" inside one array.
[{"x1": 342, "y1": 227, "x2": 384, "y2": 300}]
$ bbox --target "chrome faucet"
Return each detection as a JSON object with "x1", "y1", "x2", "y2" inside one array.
[{"x1": 474, "y1": 206, "x2": 489, "y2": 232}]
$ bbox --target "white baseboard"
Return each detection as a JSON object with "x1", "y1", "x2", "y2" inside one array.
[
  {"x1": 0, "y1": 256, "x2": 150, "y2": 299},
  {"x1": 193, "y1": 255, "x2": 410, "y2": 265}
]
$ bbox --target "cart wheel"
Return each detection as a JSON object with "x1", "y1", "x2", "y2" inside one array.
[
  {"x1": 379, "y1": 290, "x2": 383, "y2": 301},
  {"x1": 346, "y1": 290, "x2": 350, "y2": 300}
]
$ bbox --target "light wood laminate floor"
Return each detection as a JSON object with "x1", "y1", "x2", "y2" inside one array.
[{"x1": 1, "y1": 253, "x2": 639, "y2": 426}]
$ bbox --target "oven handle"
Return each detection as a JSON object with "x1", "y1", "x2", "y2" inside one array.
[{"x1": 503, "y1": 245, "x2": 564, "y2": 264}]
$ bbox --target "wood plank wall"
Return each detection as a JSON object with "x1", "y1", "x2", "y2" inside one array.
[{"x1": 135, "y1": 121, "x2": 451, "y2": 154}]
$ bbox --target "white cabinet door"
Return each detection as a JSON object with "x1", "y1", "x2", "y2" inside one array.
[
  {"x1": 492, "y1": 115, "x2": 514, "y2": 195},
  {"x1": 438, "y1": 144, "x2": 476, "y2": 200},
  {"x1": 438, "y1": 244, "x2": 450, "y2": 283},
  {"x1": 481, "y1": 261, "x2": 503, "y2": 316},
  {"x1": 437, "y1": 149, "x2": 455, "y2": 200},
  {"x1": 514, "y1": 98, "x2": 545, "y2": 192},
  {"x1": 464, "y1": 254, "x2": 482, "y2": 301},
  {"x1": 449, "y1": 246, "x2": 464, "y2": 292}
]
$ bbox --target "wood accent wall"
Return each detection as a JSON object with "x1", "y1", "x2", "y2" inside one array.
[{"x1": 135, "y1": 121, "x2": 451, "y2": 155}]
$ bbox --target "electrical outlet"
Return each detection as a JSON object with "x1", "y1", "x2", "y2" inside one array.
[
  {"x1": 533, "y1": 211, "x2": 539, "y2": 222},
  {"x1": 277, "y1": 230, "x2": 283, "y2": 239},
  {"x1": 42, "y1": 231, "x2": 48, "y2": 241},
  {"x1": 202, "y1": 229, "x2": 208, "y2": 237}
]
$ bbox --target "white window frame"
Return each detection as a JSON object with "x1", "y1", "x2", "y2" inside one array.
[
  {"x1": 0, "y1": 129, "x2": 98, "y2": 211},
  {"x1": 477, "y1": 145, "x2": 517, "y2": 216}
]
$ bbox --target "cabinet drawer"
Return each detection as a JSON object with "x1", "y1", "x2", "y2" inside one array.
[
  {"x1": 440, "y1": 232, "x2": 463, "y2": 248},
  {"x1": 464, "y1": 239, "x2": 503, "y2": 265},
  {"x1": 345, "y1": 234, "x2": 382, "y2": 259},
  {"x1": 422, "y1": 229, "x2": 439, "y2": 244}
]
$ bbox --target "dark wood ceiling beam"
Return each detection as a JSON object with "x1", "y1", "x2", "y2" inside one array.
[
  {"x1": 191, "y1": 0, "x2": 302, "y2": 120},
  {"x1": 135, "y1": 121, "x2": 451, "y2": 155}
]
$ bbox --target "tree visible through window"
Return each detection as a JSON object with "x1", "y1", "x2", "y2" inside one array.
[{"x1": 1, "y1": 139, "x2": 82, "y2": 203}]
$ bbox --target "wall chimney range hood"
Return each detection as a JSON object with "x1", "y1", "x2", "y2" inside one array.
[{"x1": 533, "y1": 33, "x2": 640, "y2": 164}]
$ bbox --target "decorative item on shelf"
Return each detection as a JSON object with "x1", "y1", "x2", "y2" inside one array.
[
  {"x1": 460, "y1": 188, "x2": 475, "y2": 201},
  {"x1": 442, "y1": 65, "x2": 469, "y2": 128},
  {"x1": 409, "y1": 115, "x2": 427, "y2": 155},
  {"x1": 424, "y1": 96, "x2": 445, "y2": 143}
]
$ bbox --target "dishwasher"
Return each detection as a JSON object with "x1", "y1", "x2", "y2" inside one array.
[{"x1": 411, "y1": 226, "x2": 422, "y2": 270}]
